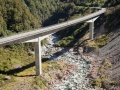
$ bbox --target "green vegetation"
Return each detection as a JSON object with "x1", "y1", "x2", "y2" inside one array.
[
  {"x1": 95, "y1": 35, "x2": 108, "y2": 47},
  {"x1": 0, "y1": 74, "x2": 15, "y2": 87},
  {"x1": 91, "y1": 79, "x2": 101, "y2": 87},
  {"x1": 61, "y1": 0, "x2": 107, "y2": 7},
  {"x1": 0, "y1": 0, "x2": 59, "y2": 37},
  {"x1": 24, "y1": 0, "x2": 59, "y2": 23},
  {"x1": 55, "y1": 23, "x2": 89, "y2": 47},
  {"x1": 0, "y1": 46, "x2": 34, "y2": 72},
  {"x1": 0, "y1": 0, "x2": 39, "y2": 37},
  {"x1": 86, "y1": 34, "x2": 109, "y2": 49},
  {"x1": 41, "y1": 38, "x2": 48, "y2": 46},
  {"x1": 33, "y1": 76, "x2": 48, "y2": 89}
]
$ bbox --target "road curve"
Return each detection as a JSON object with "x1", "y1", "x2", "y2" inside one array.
[{"x1": 0, "y1": 8, "x2": 106, "y2": 46}]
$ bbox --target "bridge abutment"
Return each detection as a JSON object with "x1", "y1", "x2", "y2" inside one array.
[{"x1": 35, "y1": 37, "x2": 42, "y2": 75}]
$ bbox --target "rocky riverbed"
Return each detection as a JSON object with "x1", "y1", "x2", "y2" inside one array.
[{"x1": 41, "y1": 34, "x2": 103, "y2": 90}]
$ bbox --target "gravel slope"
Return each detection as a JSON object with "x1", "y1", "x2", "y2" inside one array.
[{"x1": 99, "y1": 35, "x2": 120, "y2": 89}]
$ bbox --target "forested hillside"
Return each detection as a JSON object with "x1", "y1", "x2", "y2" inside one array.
[
  {"x1": 0, "y1": 0, "x2": 39, "y2": 36},
  {"x1": 24, "y1": 0, "x2": 59, "y2": 23},
  {"x1": 0, "y1": 0, "x2": 59, "y2": 37},
  {"x1": 61, "y1": 0, "x2": 106, "y2": 6}
]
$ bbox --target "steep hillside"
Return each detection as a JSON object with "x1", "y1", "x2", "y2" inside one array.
[
  {"x1": 0, "y1": 0, "x2": 39, "y2": 37},
  {"x1": 98, "y1": 35, "x2": 120, "y2": 90},
  {"x1": 0, "y1": 0, "x2": 59, "y2": 37},
  {"x1": 60, "y1": 0, "x2": 107, "y2": 6},
  {"x1": 105, "y1": 5, "x2": 120, "y2": 33},
  {"x1": 85, "y1": 2, "x2": 120, "y2": 90},
  {"x1": 24, "y1": 0, "x2": 59, "y2": 23}
]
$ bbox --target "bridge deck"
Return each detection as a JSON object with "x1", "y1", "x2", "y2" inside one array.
[{"x1": 0, "y1": 8, "x2": 106, "y2": 46}]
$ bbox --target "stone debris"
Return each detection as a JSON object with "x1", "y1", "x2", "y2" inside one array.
[
  {"x1": 12, "y1": 81, "x2": 36, "y2": 90},
  {"x1": 41, "y1": 34, "x2": 102, "y2": 90}
]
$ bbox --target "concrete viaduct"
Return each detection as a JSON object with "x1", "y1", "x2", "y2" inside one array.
[{"x1": 0, "y1": 8, "x2": 106, "y2": 75}]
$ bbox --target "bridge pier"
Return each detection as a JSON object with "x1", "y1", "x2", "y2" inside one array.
[
  {"x1": 35, "y1": 37, "x2": 42, "y2": 75},
  {"x1": 87, "y1": 17, "x2": 99, "y2": 40},
  {"x1": 89, "y1": 22, "x2": 94, "y2": 40},
  {"x1": 24, "y1": 34, "x2": 53, "y2": 75}
]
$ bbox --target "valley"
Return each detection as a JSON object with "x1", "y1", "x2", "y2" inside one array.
[{"x1": 0, "y1": 0, "x2": 120, "y2": 90}]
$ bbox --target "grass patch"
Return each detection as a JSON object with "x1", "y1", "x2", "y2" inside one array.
[
  {"x1": 0, "y1": 47, "x2": 34, "y2": 72},
  {"x1": 10, "y1": 58, "x2": 21, "y2": 65},
  {"x1": 32, "y1": 76, "x2": 48, "y2": 90},
  {"x1": 41, "y1": 38, "x2": 48, "y2": 46},
  {"x1": 0, "y1": 49, "x2": 67, "y2": 90},
  {"x1": 95, "y1": 35, "x2": 109, "y2": 47},
  {"x1": 86, "y1": 34, "x2": 109, "y2": 50},
  {"x1": 0, "y1": 74, "x2": 15, "y2": 87}
]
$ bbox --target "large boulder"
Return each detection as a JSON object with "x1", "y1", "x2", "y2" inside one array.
[
  {"x1": 78, "y1": 47, "x2": 83, "y2": 53},
  {"x1": 4, "y1": 76, "x2": 11, "y2": 80},
  {"x1": 12, "y1": 64, "x2": 22, "y2": 69}
]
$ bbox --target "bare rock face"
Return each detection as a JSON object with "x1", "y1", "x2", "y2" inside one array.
[
  {"x1": 69, "y1": 48, "x2": 73, "y2": 52},
  {"x1": 12, "y1": 64, "x2": 22, "y2": 69},
  {"x1": 78, "y1": 47, "x2": 83, "y2": 53},
  {"x1": 78, "y1": 47, "x2": 84, "y2": 58},
  {"x1": 99, "y1": 35, "x2": 120, "y2": 89},
  {"x1": 4, "y1": 76, "x2": 11, "y2": 80}
]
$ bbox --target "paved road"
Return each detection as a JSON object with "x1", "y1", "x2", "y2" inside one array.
[{"x1": 0, "y1": 8, "x2": 106, "y2": 46}]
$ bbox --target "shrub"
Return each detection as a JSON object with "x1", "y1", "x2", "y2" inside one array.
[
  {"x1": 91, "y1": 79, "x2": 101, "y2": 87},
  {"x1": 0, "y1": 61, "x2": 11, "y2": 71},
  {"x1": 28, "y1": 52, "x2": 34, "y2": 56},
  {"x1": 96, "y1": 34, "x2": 108, "y2": 47},
  {"x1": 104, "y1": 61, "x2": 112, "y2": 68},
  {"x1": 41, "y1": 38, "x2": 48, "y2": 46},
  {"x1": 33, "y1": 76, "x2": 48, "y2": 89}
]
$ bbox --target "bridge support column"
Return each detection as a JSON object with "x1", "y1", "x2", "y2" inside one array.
[
  {"x1": 35, "y1": 37, "x2": 42, "y2": 75},
  {"x1": 89, "y1": 22, "x2": 94, "y2": 40}
]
